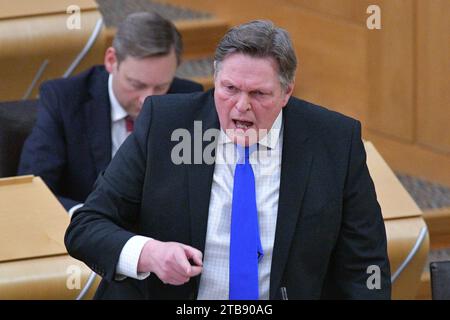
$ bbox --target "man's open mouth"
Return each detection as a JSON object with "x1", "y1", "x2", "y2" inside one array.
[{"x1": 233, "y1": 119, "x2": 254, "y2": 129}]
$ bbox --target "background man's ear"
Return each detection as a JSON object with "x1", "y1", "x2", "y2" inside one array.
[{"x1": 104, "y1": 47, "x2": 117, "y2": 74}]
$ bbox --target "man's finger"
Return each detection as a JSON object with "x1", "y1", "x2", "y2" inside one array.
[
  {"x1": 182, "y1": 245, "x2": 203, "y2": 266},
  {"x1": 188, "y1": 265, "x2": 203, "y2": 277}
]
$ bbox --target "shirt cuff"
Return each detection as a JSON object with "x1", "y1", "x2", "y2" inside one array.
[
  {"x1": 68, "y1": 203, "x2": 84, "y2": 217},
  {"x1": 115, "y1": 235, "x2": 152, "y2": 281}
]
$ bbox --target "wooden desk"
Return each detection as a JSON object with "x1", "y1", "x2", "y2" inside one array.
[
  {"x1": 366, "y1": 142, "x2": 429, "y2": 299},
  {"x1": 0, "y1": 0, "x2": 97, "y2": 20},
  {"x1": 0, "y1": 176, "x2": 97, "y2": 299}
]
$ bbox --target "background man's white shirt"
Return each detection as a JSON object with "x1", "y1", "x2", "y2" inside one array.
[{"x1": 109, "y1": 74, "x2": 132, "y2": 158}]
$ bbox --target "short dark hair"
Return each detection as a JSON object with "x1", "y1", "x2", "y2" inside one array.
[
  {"x1": 113, "y1": 12, "x2": 182, "y2": 65},
  {"x1": 214, "y1": 20, "x2": 297, "y2": 89}
]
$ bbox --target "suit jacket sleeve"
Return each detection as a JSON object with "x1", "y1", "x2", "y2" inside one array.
[
  {"x1": 64, "y1": 98, "x2": 153, "y2": 281},
  {"x1": 17, "y1": 83, "x2": 80, "y2": 210},
  {"x1": 321, "y1": 121, "x2": 391, "y2": 299}
]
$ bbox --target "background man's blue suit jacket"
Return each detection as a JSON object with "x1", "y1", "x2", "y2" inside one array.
[{"x1": 18, "y1": 66, "x2": 203, "y2": 209}]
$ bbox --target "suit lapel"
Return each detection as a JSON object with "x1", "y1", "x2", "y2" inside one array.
[
  {"x1": 269, "y1": 102, "x2": 315, "y2": 299},
  {"x1": 187, "y1": 92, "x2": 220, "y2": 257},
  {"x1": 84, "y1": 68, "x2": 112, "y2": 175},
  {"x1": 186, "y1": 93, "x2": 219, "y2": 296}
]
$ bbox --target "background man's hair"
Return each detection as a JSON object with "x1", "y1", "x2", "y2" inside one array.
[
  {"x1": 214, "y1": 20, "x2": 297, "y2": 89},
  {"x1": 113, "y1": 11, "x2": 182, "y2": 65}
]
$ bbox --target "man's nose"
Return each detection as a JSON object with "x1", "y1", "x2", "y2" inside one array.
[
  {"x1": 235, "y1": 94, "x2": 251, "y2": 112},
  {"x1": 138, "y1": 88, "x2": 155, "y2": 106}
]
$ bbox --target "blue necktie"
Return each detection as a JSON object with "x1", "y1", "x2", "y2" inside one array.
[{"x1": 229, "y1": 145, "x2": 264, "y2": 300}]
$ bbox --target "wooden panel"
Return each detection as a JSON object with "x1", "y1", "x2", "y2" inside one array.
[
  {"x1": 367, "y1": 0, "x2": 415, "y2": 141},
  {"x1": 175, "y1": 19, "x2": 229, "y2": 59},
  {"x1": 283, "y1": 0, "x2": 371, "y2": 24},
  {"x1": 288, "y1": 9, "x2": 368, "y2": 123},
  {"x1": 416, "y1": 0, "x2": 450, "y2": 154},
  {"x1": 0, "y1": 0, "x2": 97, "y2": 20},
  {"x1": 365, "y1": 130, "x2": 450, "y2": 188}
]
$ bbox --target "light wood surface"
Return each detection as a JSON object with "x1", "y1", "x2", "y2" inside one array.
[
  {"x1": 385, "y1": 217, "x2": 429, "y2": 299},
  {"x1": 283, "y1": 0, "x2": 371, "y2": 24},
  {"x1": 365, "y1": 141, "x2": 422, "y2": 220},
  {"x1": 366, "y1": 0, "x2": 415, "y2": 142},
  {"x1": 0, "y1": 176, "x2": 69, "y2": 262},
  {"x1": 175, "y1": 18, "x2": 229, "y2": 60},
  {"x1": 0, "y1": 255, "x2": 99, "y2": 299},
  {"x1": 0, "y1": 175, "x2": 33, "y2": 187},
  {"x1": 0, "y1": 0, "x2": 97, "y2": 20},
  {"x1": 0, "y1": 175, "x2": 100, "y2": 299},
  {"x1": 417, "y1": 0, "x2": 450, "y2": 154},
  {"x1": 365, "y1": 141, "x2": 429, "y2": 299}
]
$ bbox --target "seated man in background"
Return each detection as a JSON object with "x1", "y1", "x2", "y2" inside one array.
[
  {"x1": 18, "y1": 12, "x2": 203, "y2": 214},
  {"x1": 65, "y1": 20, "x2": 391, "y2": 299}
]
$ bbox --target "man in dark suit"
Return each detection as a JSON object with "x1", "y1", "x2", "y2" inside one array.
[
  {"x1": 65, "y1": 20, "x2": 391, "y2": 299},
  {"x1": 18, "y1": 12, "x2": 203, "y2": 213}
]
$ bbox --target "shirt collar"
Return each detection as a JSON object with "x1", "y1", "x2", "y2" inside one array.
[
  {"x1": 218, "y1": 110, "x2": 283, "y2": 150},
  {"x1": 108, "y1": 74, "x2": 128, "y2": 122}
]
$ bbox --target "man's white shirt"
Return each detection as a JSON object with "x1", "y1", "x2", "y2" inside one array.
[{"x1": 109, "y1": 74, "x2": 132, "y2": 158}]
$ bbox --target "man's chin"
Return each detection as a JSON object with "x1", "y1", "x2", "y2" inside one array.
[{"x1": 125, "y1": 107, "x2": 140, "y2": 120}]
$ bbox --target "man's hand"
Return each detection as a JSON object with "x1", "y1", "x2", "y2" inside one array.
[{"x1": 137, "y1": 239, "x2": 203, "y2": 285}]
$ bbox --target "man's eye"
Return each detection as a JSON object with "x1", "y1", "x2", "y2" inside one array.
[
  {"x1": 130, "y1": 82, "x2": 145, "y2": 90},
  {"x1": 155, "y1": 85, "x2": 169, "y2": 92},
  {"x1": 225, "y1": 85, "x2": 236, "y2": 92},
  {"x1": 252, "y1": 91, "x2": 265, "y2": 96}
]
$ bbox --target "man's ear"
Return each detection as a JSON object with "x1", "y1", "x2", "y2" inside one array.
[
  {"x1": 104, "y1": 47, "x2": 117, "y2": 73},
  {"x1": 281, "y1": 83, "x2": 295, "y2": 108}
]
